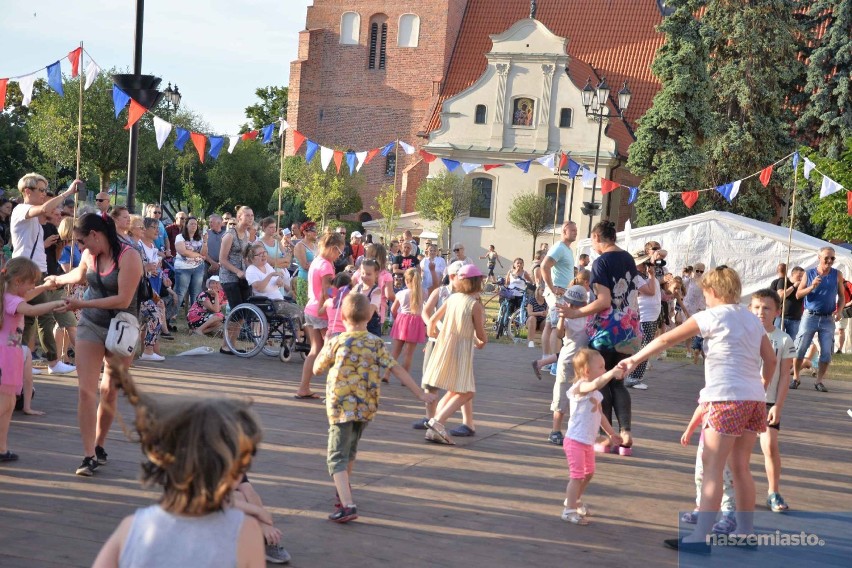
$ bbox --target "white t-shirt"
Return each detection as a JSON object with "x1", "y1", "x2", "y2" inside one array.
[
  {"x1": 245, "y1": 263, "x2": 284, "y2": 300},
  {"x1": 692, "y1": 304, "x2": 766, "y2": 402},
  {"x1": 637, "y1": 274, "x2": 662, "y2": 322},
  {"x1": 421, "y1": 256, "x2": 446, "y2": 290},
  {"x1": 10, "y1": 203, "x2": 47, "y2": 272},
  {"x1": 765, "y1": 327, "x2": 796, "y2": 404},
  {"x1": 683, "y1": 276, "x2": 706, "y2": 316},
  {"x1": 565, "y1": 384, "x2": 604, "y2": 445},
  {"x1": 173, "y1": 234, "x2": 204, "y2": 270}
]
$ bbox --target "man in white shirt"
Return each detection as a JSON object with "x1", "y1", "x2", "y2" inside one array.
[
  {"x1": 12, "y1": 173, "x2": 80, "y2": 375},
  {"x1": 420, "y1": 243, "x2": 447, "y2": 295}
]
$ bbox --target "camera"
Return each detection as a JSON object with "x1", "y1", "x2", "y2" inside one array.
[{"x1": 653, "y1": 258, "x2": 667, "y2": 267}]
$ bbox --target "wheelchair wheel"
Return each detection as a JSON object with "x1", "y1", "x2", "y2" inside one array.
[
  {"x1": 278, "y1": 319, "x2": 298, "y2": 362},
  {"x1": 224, "y1": 303, "x2": 269, "y2": 358}
]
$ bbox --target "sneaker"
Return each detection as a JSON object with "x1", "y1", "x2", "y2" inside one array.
[
  {"x1": 549, "y1": 364, "x2": 557, "y2": 376},
  {"x1": 32, "y1": 368, "x2": 44, "y2": 375},
  {"x1": 528, "y1": 341, "x2": 535, "y2": 348},
  {"x1": 814, "y1": 383, "x2": 828, "y2": 393},
  {"x1": 767, "y1": 492, "x2": 789, "y2": 512},
  {"x1": 412, "y1": 418, "x2": 429, "y2": 430},
  {"x1": 328, "y1": 505, "x2": 358, "y2": 523},
  {"x1": 629, "y1": 382, "x2": 649, "y2": 390},
  {"x1": 680, "y1": 510, "x2": 699, "y2": 524},
  {"x1": 75, "y1": 456, "x2": 99, "y2": 476},
  {"x1": 140, "y1": 353, "x2": 165, "y2": 362},
  {"x1": 265, "y1": 544, "x2": 291, "y2": 564},
  {"x1": 95, "y1": 445, "x2": 108, "y2": 465},
  {"x1": 48, "y1": 361, "x2": 76, "y2": 375},
  {"x1": 548, "y1": 431, "x2": 564, "y2": 445},
  {"x1": 560, "y1": 508, "x2": 588, "y2": 525},
  {"x1": 0, "y1": 450, "x2": 19, "y2": 462},
  {"x1": 712, "y1": 512, "x2": 737, "y2": 535}
]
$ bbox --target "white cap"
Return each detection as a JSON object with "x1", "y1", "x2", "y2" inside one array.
[
  {"x1": 351, "y1": 231, "x2": 363, "y2": 238},
  {"x1": 282, "y1": 228, "x2": 292, "y2": 236},
  {"x1": 563, "y1": 285, "x2": 588, "y2": 306},
  {"x1": 447, "y1": 260, "x2": 465, "y2": 275}
]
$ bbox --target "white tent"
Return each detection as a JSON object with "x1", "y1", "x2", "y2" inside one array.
[{"x1": 575, "y1": 210, "x2": 852, "y2": 351}]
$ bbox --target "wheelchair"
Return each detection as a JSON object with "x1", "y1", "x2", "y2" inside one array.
[{"x1": 223, "y1": 296, "x2": 310, "y2": 362}]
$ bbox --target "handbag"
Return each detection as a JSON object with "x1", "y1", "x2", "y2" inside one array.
[{"x1": 94, "y1": 255, "x2": 141, "y2": 356}]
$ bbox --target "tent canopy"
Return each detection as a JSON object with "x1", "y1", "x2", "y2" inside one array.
[{"x1": 575, "y1": 210, "x2": 852, "y2": 301}]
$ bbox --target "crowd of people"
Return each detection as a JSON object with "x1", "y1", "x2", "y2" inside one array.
[{"x1": 2, "y1": 170, "x2": 851, "y2": 562}]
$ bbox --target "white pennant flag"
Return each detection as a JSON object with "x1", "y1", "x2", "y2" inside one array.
[
  {"x1": 355, "y1": 151, "x2": 368, "y2": 172},
  {"x1": 320, "y1": 146, "x2": 334, "y2": 170},
  {"x1": 228, "y1": 136, "x2": 240, "y2": 154},
  {"x1": 729, "y1": 180, "x2": 742, "y2": 201},
  {"x1": 803, "y1": 157, "x2": 816, "y2": 180},
  {"x1": 16, "y1": 73, "x2": 37, "y2": 106},
  {"x1": 398, "y1": 140, "x2": 416, "y2": 155},
  {"x1": 152, "y1": 115, "x2": 172, "y2": 149},
  {"x1": 660, "y1": 191, "x2": 669, "y2": 210},
  {"x1": 535, "y1": 153, "x2": 556, "y2": 170},
  {"x1": 279, "y1": 119, "x2": 289, "y2": 136},
  {"x1": 581, "y1": 167, "x2": 597, "y2": 185},
  {"x1": 819, "y1": 175, "x2": 844, "y2": 198},
  {"x1": 461, "y1": 163, "x2": 480, "y2": 175},
  {"x1": 84, "y1": 60, "x2": 100, "y2": 90}
]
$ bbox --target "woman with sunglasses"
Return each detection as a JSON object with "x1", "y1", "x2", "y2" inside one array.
[
  {"x1": 218, "y1": 207, "x2": 254, "y2": 355},
  {"x1": 683, "y1": 262, "x2": 707, "y2": 363},
  {"x1": 292, "y1": 221, "x2": 318, "y2": 307}
]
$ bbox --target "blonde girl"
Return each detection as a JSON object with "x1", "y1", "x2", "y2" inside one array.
[
  {"x1": 353, "y1": 243, "x2": 395, "y2": 326},
  {"x1": 390, "y1": 268, "x2": 426, "y2": 371}
]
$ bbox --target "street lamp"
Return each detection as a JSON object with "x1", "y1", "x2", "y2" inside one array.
[
  {"x1": 159, "y1": 83, "x2": 182, "y2": 207},
  {"x1": 578, "y1": 76, "x2": 631, "y2": 237}
]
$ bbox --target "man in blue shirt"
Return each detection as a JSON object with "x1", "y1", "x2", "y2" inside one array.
[
  {"x1": 540, "y1": 220, "x2": 577, "y2": 363},
  {"x1": 145, "y1": 203, "x2": 170, "y2": 256}
]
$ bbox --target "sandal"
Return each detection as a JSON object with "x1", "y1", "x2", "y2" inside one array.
[
  {"x1": 680, "y1": 510, "x2": 699, "y2": 524},
  {"x1": 789, "y1": 378, "x2": 800, "y2": 390},
  {"x1": 560, "y1": 508, "x2": 588, "y2": 525},
  {"x1": 425, "y1": 419, "x2": 455, "y2": 445},
  {"x1": 767, "y1": 492, "x2": 789, "y2": 512},
  {"x1": 293, "y1": 393, "x2": 322, "y2": 400},
  {"x1": 531, "y1": 360, "x2": 542, "y2": 380}
]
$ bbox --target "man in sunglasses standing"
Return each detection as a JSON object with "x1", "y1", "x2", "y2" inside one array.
[
  {"x1": 94, "y1": 191, "x2": 111, "y2": 219},
  {"x1": 790, "y1": 247, "x2": 844, "y2": 393},
  {"x1": 11, "y1": 173, "x2": 79, "y2": 375}
]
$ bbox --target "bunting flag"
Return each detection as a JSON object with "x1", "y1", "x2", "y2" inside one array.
[
  {"x1": 333, "y1": 150, "x2": 344, "y2": 173},
  {"x1": 152, "y1": 115, "x2": 172, "y2": 149},
  {"x1": 278, "y1": 119, "x2": 289, "y2": 135},
  {"x1": 380, "y1": 141, "x2": 396, "y2": 157},
  {"x1": 600, "y1": 178, "x2": 618, "y2": 195},
  {"x1": 46, "y1": 61, "x2": 64, "y2": 97},
  {"x1": 682, "y1": 190, "x2": 699, "y2": 209},
  {"x1": 174, "y1": 127, "x2": 191, "y2": 151},
  {"x1": 848, "y1": 191, "x2": 852, "y2": 217},
  {"x1": 566, "y1": 158, "x2": 581, "y2": 178},
  {"x1": 305, "y1": 140, "x2": 319, "y2": 163},
  {"x1": 535, "y1": 153, "x2": 555, "y2": 170},
  {"x1": 17, "y1": 73, "x2": 37, "y2": 106},
  {"x1": 112, "y1": 85, "x2": 131, "y2": 117},
  {"x1": 68, "y1": 47, "x2": 82, "y2": 78},
  {"x1": 803, "y1": 157, "x2": 816, "y2": 179},
  {"x1": 292, "y1": 130, "x2": 306, "y2": 153},
  {"x1": 190, "y1": 132, "x2": 207, "y2": 163},
  {"x1": 820, "y1": 175, "x2": 843, "y2": 198},
  {"x1": 124, "y1": 99, "x2": 147, "y2": 129},
  {"x1": 515, "y1": 160, "x2": 532, "y2": 173},
  {"x1": 792, "y1": 151, "x2": 800, "y2": 171},
  {"x1": 483, "y1": 164, "x2": 502, "y2": 171},
  {"x1": 320, "y1": 146, "x2": 333, "y2": 170},
  {"x1": 346, "y1": 151, "x2": 357, "y2": 174},
  {"x1": 715, "y1": 180, "x2": 742, "y2": 203},
  {"x1": 759, "y1": 165, "x2": 773, "y2": 187},
  {"x1": 363, "y1": 148, "x2": 380, "y2": 165},
  {"x1": 559, "y1": 152, "x2": 568, "y2": 170},
  {"x1": 581, "y1": 167, "x2": 596, "y2": 185},
  {"x1": 228, "y1": 136, "x2": 240, "y2": 154},
  {"x1": 461, "y1": 163, "x2": 480, "y2": 175},
  {"x1": 730, "y1": 180, "x2": 742, "y2": 201},
  {"x1": 0, "y1": 79, "x2": 7, "y2": 112},
  {"x1": 419, "y1": 149, "x2": 437, "y2": 163},
  {"x1": 208, "y1": 136, "x2": 225, "y2": 160},
  {"x1": 84, "y1": 60, "x2": 100, "y2": 90},
  {"x1": 355, "y1": 150, "x2": 368, "y2": 171},
  {"x1": 261, "y1": 123, "x2": 275, "y2": 144},
  {"x1": 627, "y1": 186, "x2": 639, "y2": 205},
  {"x1": 441, "y1": 158, "x2": 461, "y2": 172},
  {"x1": 660, "y1": 191, "x2": 669, "y2": 210},
  {"x1": 241, "y1": 130, "x2": 258, "y2": 141},
  {"x1": 398, "y1": 140, "x2": 415, "y2": 155}
]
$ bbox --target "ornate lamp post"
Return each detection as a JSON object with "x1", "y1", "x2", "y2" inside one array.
[{"x1": 159, "y1": 83, "x2": 182, "y2": 206}]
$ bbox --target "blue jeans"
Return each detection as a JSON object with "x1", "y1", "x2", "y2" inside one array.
[
  {"x1": 174, "y1": 264, "x2": 205, "y2": 310},
  {"x1": 795, "y1": 312, "x2": 834, "y2": 363},
  {"x1": 781, "y1": 318, "x2": 800, "y2": 344}
]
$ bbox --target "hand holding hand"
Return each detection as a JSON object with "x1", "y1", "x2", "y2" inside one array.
[
  {"x1": 420, "y1": 391, "x2": 439, "y2": 404},
  {"x1": 63, "y1": 297, "x2": 83, "y2": 311},
  {"x1": 617, "y1": 358, "x2": 637, "y2": 375},
  {"x1": 610, "y1": 367, "x2": 625, "y2": 380},
  {"x1": 43, "y1": 275, "x2": 59, "y2": 290}
]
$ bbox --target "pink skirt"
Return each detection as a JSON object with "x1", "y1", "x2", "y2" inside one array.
[
  {"x1": 0, "y1": 346, "x2": 24, "y2": 396},
  {"x1": 391, "y1": 312, "x2": 426, "y2": 344}
]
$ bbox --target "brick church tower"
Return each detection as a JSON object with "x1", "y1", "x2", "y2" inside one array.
[{"x1": 285, "y1": 0, "x2": 469, "y2": 220}]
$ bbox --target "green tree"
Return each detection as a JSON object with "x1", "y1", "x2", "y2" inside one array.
[
  {"x1": 796, "y1": 0, "x2": 852, "y2": 159},
  {"x1": 414, "y1": 170, "x2": 473, "y2": 248},
  {"x1": 301, "y1": 171, "x2": 346, "y2": 229},
  {"x1": 0, "y1": 84, "x2": 38, "y2": 190},
  {"x1": 206, "y1": 141, "x2": 280, "y2": 217},
  {"x1": 281, "y1": 155, "x2": 363, "y2": 227},
  {"x1": 802, "y1": 145, "x2": 852, "y2": 242},
  {"x1": 627, "y1": 0, "x2": 715, "y2": 226},
  {"x1": 242, "y1": 86, "x2": 288, "y2": 132},
  {"x1": 373, "y1": 184, "x2": 402, "y2": 244},
  {"x1": 507, "y1": 192, "x2": 554, "y2": 258}
]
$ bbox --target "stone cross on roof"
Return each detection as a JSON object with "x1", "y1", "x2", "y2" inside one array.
[{"x1": 530, "y1": 0, "x2": 537, "y2": 19}]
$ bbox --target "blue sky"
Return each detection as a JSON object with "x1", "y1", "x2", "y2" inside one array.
[{"x1": 0, "y1": 0, "x2": 313, "y2": 134}]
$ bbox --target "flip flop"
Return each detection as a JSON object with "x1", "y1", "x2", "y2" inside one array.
[
  {"x1": 219, "y1": 348, "x2": 234, "y2": 355},
  {"x1": 293, "y1": 393, "x2": 322, "y2": 400},
  {"x1": 531, "y1": 360, "x2": 542, "y2": 380}
]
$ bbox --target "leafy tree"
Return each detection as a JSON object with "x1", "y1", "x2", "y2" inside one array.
[
  {"x1": 507, "y1": 192, "x2": 554, "y2": 258},
  {"x1": 207, "y1": 141, "x2": 279, "y2": 218},
  {"x1": 0, "y1": 84, "x2": 37, "y2": 190},
  {"x1": 801, "y1": 145, "x2": 852, "y2": 242},
  {"x1": 373, "y1": 184, "x2": 402, "y2": 244},
  {"x1": 241, "y1": 85, "x2": 288, "y2": 158},
  {"x1": 281, "y1": 155, "x2": 363, "y2": 227},
  {"x1": 414, "y1": 170, "x2": 473, "y2": 248},
  {"x1": 796, "y1": 0, "x2": 852, "y2": 158},
  {"x1": 301, "y1": 171, "x2": 346, "y2": 229},
  {"x1": 627, "y1": 0, "x2": 715, "y2": 226}
]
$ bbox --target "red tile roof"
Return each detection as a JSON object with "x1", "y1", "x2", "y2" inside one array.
[{"x1": 425, "y1": 0, "x2": 666, "y2": 156}]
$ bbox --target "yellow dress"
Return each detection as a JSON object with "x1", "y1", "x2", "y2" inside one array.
[{"x1": 422, "y1": 293, "x2": 477, "y2": 393}]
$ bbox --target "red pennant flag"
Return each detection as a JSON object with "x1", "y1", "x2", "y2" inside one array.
[
  {"x1": 483, "y1": 164, "x2": 502, "y2": 171},
  {"x1": 600, "y1": 178, "x2": 618, "y2": 195},
  {"x1": 681, "y1": 190, "x2": 699, "y2": 209},
  {"x1": 333, "y1": 150, "x2": 344, "y2": 173},
  {"x1": 68, "y1": 47, "x2": 82, "y2": 78},
  {"x1": 419, "y1": 149, "x2": 437, "y2": 163},
  {"x1": 241, "y1": 130, "x2": 259, "y2": 141},
  {"x1": 124, "y1": 99, "x2": 148, "y2": 129},
  {"x1": 0, "y1": 79, "x2": 7, "y2": 112},
  {"x1": 190, "y1": 132, "x2": 207, "y2": 163},
  {"x1": 759, "y1": 165, "x2": 773, "y2": 187},
  {"x1": 848, "y1": 191, "x2": 852, "y2": 217},
  {"x1": 559, "y1": 152, "x2": 568, "y2": 170},
  {"x1": 363, "y1": 148, "x2": 381, "y2": 165},
  {"x1": 292, "y1": 130, "x2": 306, "y2": 152}
]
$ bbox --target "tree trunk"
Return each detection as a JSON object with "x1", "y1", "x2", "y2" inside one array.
[
  {"x1": 531, "y1": 235, "x2": 538, "y2": 261},
  {"x1": 100, "y1": 169, "x2": 112, "y2": 192}
]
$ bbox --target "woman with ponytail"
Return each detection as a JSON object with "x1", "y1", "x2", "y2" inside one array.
[{"x1": 46, "y1": 213, "x2": 143, "y2": 477}]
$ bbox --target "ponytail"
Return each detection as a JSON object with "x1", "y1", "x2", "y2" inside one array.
[
  {"x1": 75, "y1": 213, "x2": 123, "y2": 265},
  {"x1": 405, "y1": 268, "x2": 422, "y2": 313}
]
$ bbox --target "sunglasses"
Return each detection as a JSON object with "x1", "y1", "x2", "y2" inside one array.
[
  {"x1": 650, "y1": 247, "x2": 660, "y2": 251},
  {"x1": 95, "y1": 198, "x2": 108, "y2": 202},
  {"x1": 453, "y1": 248, "x2": 461, "y2": 252},
  {"x1": 822, "y1": 256, "x2": 835, "y2": 261},
  {"x1": 695, "y1": 270, "x2": 704, "y2": 274},
  {"x1": 153, "y1": 211, "x2": 162, "y2": 215}
]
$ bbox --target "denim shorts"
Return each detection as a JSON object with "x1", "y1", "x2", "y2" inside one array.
[{"x1": 794, "y1": 312, "x2": 834, "y2": 363}]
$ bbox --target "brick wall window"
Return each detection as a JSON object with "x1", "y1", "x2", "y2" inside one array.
[
  {"x1": 368, "y1": 15, "x2": 388, "y2": 70},
  {"x1": 470, "y1": 177, "x2": 493, "y2": 219},
  {"x1": 559, "y1": 108, "x2": 573, "y2": 128},
  {"x1": 398, "y1": 14, "x2": 420, "y2": 47},
  {"x1": 474, "y1": 104, "x2": 487, "y2": 124},
  {"x1": 340, "y1": 12, "x2": 360, "y2": 45},
  {"x1": 385, "y1": 154, "x2": 396, "y2": 176}
]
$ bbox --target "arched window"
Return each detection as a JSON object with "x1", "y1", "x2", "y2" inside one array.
[
  {"x1": 559, "y1": 108, "x2": 573, "y2": 128},
  {"x1": 398, "y1": 14, "x2": 420, "y2": 47},
  {"x1": 340, "y1": 12, "x2": 360, "y2": 45},
  {"x1": 470, "y1": 178, "x2": 493, "y2": 219},
  {"x1": 544, "y1": 181, "x2": 569, "y2": 224},
  {"x1": 368, "y1": 15, "x2": 388, "y2": 70},
  {"x1": 358, "y1": 212, "x2": 373, "y2": 223},
  {"x1": 474, "y1": 104, "x2": 487, "y2": 124}
]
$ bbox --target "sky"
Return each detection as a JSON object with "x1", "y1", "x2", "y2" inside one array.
[{"x1": 0, "y1": 0, "x2": 314, "y2": 134}]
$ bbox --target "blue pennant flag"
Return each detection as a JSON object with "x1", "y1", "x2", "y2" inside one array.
[
  {"x1": 627, "y1": 187, "x2": 639, "y2": 205},
  {"x1": 715, "y1": 183, "x2": 735, "y2": 203},
  {"x1": 305, "y1": 140, "x2": 319, "y2": 163},
  {"x1": 441, "y1": 158, "x2": 461, "y2": 172},
  {"x1": 566, "y1": 158, "x2": 581, "y2": 178},
  {"x1": 261, "y1": 124, "x2": 275, "y2": 144},
  {"x1": 112, "y1": 85, "x2": 131, "y2": 118},
  {"x1": 515, "y1": 160, "x2": 532, "y2": 174},
  {"x1": 380, "y1": 141, "x2": 396, "y2": 157},
  {"x1": 174, "y1": 128, "x2": 190, "y2": 151},
  {"x1": 47, "y1": 61, "x2": 64, "y2": 97},
  {"x1": 346, "y1": 151, "x2": 357, "y2": 174},
  {"x1": 792, "y1": 151, "x2": 800, "y2": 171},
  {"x1": 208, "y1": 136, "x2": 225, "y2": 160}
]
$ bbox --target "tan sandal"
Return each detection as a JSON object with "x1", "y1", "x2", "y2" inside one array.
[{"x1": 426, "y1": 419, "x2": 455, "y2": 445}]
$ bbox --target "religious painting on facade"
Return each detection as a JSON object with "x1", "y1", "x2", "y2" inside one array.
[{"x1": 512, "y1": 97, "x2": 535, "y2": 126}]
